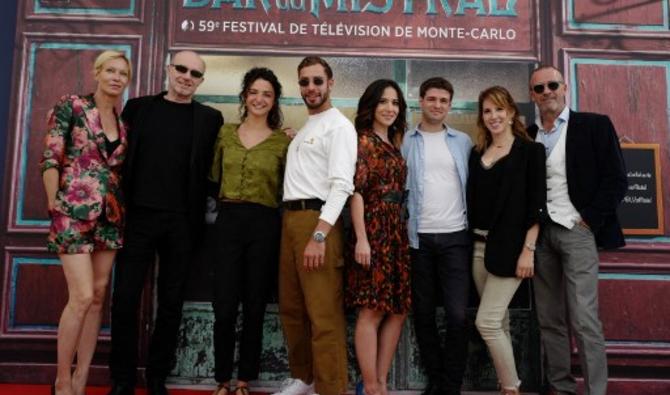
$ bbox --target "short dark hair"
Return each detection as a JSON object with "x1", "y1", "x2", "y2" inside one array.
[
  {"x1": 297, "y1": 56, "x2": 333, "y2": 79},
  {"x1": 419, "y1": 77, "x2": 454, "y2": 99},
  {"x1": 529, "y1": 65, "x2": 564, "y2": 84},
  {"x1": 239, "y1": 67, "x2": 283, "y2": 130},
  {"x1": 355, "y1": 79, "x2": 408, "y2": 149}
]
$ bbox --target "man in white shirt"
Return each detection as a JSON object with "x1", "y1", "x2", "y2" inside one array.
[
  {"x1": 402, "y1": 77, "x2": 473, "y2": 395},
  {"x1": 274, "y1": 56, "x2": 357, "y2": 395}
]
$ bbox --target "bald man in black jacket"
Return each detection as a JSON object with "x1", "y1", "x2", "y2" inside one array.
[{"x1": 108, "y1": 51, "x2": 223, "y2": 395}]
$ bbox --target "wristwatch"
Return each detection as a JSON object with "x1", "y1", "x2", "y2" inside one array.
[{"x1": 312, "y1": 231, "x2": 326, "y2": 243}]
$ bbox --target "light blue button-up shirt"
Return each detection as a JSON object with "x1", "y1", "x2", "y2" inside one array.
[
  {"x1": 535, "y1": 106, "x2": 570, "y2": 156},
  {"x1": 401, "y1": 125, "x2": 473, "y2": 249}
]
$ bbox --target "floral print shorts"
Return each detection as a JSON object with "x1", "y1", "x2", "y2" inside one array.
[{"x1": 47, "y1": 210, "x2": 123, "y2": 254}]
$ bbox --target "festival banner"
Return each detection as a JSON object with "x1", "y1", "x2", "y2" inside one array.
[{"x1": 171, "y1": 0, "x2": 538, "y2": 59}]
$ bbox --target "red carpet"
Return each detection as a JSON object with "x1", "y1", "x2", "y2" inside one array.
[
  {"x1": 0, "y1": 386, "x2": 525, "y2": 395},
  {"x1": 0, "y1": 384, "x2": 229, "y2": 395}
]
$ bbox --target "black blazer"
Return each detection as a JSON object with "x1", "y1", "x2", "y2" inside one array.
[
  {"x1": 528, "y1": 110, "x2": 627, "y2": 249},
  {"x1": 467, "y1": 138, "x2": 546, "y2": 277},
  {"x1": 121, "y1": 92, "x2": 224, "y2": 242}
]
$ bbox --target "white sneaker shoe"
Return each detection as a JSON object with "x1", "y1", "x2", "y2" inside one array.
[{"x1": 272, "y1": 378, "x2": 315, "y2": 395}]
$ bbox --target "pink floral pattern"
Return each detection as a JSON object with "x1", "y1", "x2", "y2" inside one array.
[{"x1": 40, "y1": 94, "x2": 128, "y2": 252}]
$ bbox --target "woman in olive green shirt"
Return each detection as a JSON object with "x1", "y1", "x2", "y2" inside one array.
[{"x1": 210, "y1": 67, "x2": 290, "y2": 395}]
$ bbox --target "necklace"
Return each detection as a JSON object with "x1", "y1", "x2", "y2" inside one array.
[{"x1": 492, "y1": 136, "x2": 514, "y2": 149}]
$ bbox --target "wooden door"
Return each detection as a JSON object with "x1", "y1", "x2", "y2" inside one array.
[
  {"x1": 0, "y1": 0, "x2": 168, "y2": 384},
  {"x1": 541, "y1": 2, "x2": 670, "y2": 393}
]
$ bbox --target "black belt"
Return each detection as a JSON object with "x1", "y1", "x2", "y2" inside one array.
[
  {"x1": 283, "y1": 199, "x2": 324, "y2": 211},
  {"x1": 380, "y1": 191, "x2": 405, "y2": 204},
  {"x1": 219, "y1": 201, "x2": 273, "y2": 210}
]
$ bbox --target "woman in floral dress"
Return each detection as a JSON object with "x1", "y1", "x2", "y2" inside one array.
[
  {"x1": 40, "y1": 51, "x2": 131, "y2": 395},
  {"x1": 347, "y1": 79, "x2": 410, "y2": 395}
]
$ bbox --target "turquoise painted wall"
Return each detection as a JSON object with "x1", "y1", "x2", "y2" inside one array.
[{"x1": 169, "y1": 302, "x2": 541, "y2": 391}]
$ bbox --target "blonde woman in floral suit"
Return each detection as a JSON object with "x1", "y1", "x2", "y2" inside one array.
[{"x1": 40, "y1": 50, "x2": 131, "y2": 395}]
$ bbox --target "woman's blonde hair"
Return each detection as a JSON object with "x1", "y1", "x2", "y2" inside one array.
[{"x1": 93, "y1": 50, "x2": 132, "y2": 80}]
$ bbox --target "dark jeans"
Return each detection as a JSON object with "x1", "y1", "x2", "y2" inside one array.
[
  {"x1": 411, "y1": 230, "x2": 472, "y2": 395},
  {"x1": 212, "y1": 202, "x2": 280, "y2": 383},
  {"x1": 109, "y1": 206, "x2": 193, "y2": 385}
]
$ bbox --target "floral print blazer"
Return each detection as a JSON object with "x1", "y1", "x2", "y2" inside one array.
[{"x1": 40, "y1": 94, "x2": 128, "y2": 225}]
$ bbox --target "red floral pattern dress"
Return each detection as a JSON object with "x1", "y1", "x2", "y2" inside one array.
[{"x1": 346, "y1": 130, "x2": 411, "y2": 314}]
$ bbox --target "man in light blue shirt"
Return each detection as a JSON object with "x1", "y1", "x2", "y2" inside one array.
[{"x1": 401, "y1": 77, "x2": 472, "y2": 395}]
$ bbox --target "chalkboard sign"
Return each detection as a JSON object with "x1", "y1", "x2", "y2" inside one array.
[{"x1": 617, "y1": 144, "x2": 664, "y2": 235}]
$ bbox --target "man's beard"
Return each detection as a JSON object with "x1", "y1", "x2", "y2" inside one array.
[{"x1": 303, "y1": 92, "x2": 329, "y2": 110}]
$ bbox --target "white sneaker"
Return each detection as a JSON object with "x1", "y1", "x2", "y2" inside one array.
[{"x1": 272, "y1": 378, "x2": 314, "y2": 395}]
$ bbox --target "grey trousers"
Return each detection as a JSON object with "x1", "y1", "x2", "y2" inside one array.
[{"x1": 534, "y1": 222, "x2": 608, "y2": 395}]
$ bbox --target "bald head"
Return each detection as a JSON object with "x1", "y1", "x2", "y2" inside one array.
[
  {"x1": 165, "y1": 50, "x2": 206, "y2": 103},
  {"x1": 173, "y1": 50, "x2": 206, "y2": 73}
]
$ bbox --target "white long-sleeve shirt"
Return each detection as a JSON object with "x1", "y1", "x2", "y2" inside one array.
[{"x1": 283, "y1": 107, "x2": 357, "y2": 225}]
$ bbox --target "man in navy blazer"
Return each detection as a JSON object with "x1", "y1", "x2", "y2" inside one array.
[{"x1": 527, "y1": 65, "x2": 627, "y2": 395}]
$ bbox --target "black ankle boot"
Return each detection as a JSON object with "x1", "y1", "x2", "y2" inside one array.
[
  {"x1": 107, "y1": 381, "x2": 135, "y2": 395},
  {"x1": 147, "y1": 378, "x2": 169, "y2": 395}
]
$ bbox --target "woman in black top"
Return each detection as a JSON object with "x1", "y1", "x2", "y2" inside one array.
[{"x1": 466, "y1": 86, "x2": 546, "y2": 395}]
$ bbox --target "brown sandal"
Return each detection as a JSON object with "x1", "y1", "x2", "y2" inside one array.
[
  {"x1": 213, "y1": 383, "x2": 231, "y2": 395},
  {"x1": 235, "y1": 386, "x2": 250, "y2": 395}
]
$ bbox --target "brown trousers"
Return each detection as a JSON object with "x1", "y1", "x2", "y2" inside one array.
[{"x1": 279, "y1": 209, "x2": 348, "y2": 395}]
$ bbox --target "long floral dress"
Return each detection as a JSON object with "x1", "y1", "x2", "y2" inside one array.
[{"x1": 346, "y1": 129, "x2": 411, "y2": 314}]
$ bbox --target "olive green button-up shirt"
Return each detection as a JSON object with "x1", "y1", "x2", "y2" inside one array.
[{"x1": 210, "y1": 123, "x2": 290, "y2": 208}]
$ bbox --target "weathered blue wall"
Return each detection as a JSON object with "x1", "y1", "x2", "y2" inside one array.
[{"x1": 169, "y1": 303, "x2": 541, "y2": 391}]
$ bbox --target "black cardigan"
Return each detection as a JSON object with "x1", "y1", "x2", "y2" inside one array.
[{"x1": 467, "y1": 138, "x2": 546, "y2": 277}]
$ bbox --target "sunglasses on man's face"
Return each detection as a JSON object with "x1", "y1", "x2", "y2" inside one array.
[
  {"x1": 298, "y1": 77, "x2": 325, "y2": 87},
  {"x1": 532, "y1": 81, "x2": 562, "y2": 94},
  {"x1": 171, "y1": 64, "x2": 204, "y2": 79}
]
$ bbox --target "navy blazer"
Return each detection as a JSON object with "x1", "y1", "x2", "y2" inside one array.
[
  {"x1": 527, "y1": 110, "x2": 627, "y2": 250},
  {"x1": 467, "y1": 138, "x2": 546, "y2": 277},
  {"x1": 121, "y1": 92, "x2": 224, "y2": 241}
]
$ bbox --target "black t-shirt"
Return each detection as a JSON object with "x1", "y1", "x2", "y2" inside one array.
[
  {"x1": 471, "y1": 155, "x2": 508, "y2": 230},
  {"x1": 131, "y1": 96, "x2": 194, "y2": 212}
]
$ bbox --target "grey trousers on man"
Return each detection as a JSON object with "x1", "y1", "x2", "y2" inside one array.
[{"x1": 534, "y1": 222, "x2": 608, "y2": 395}]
